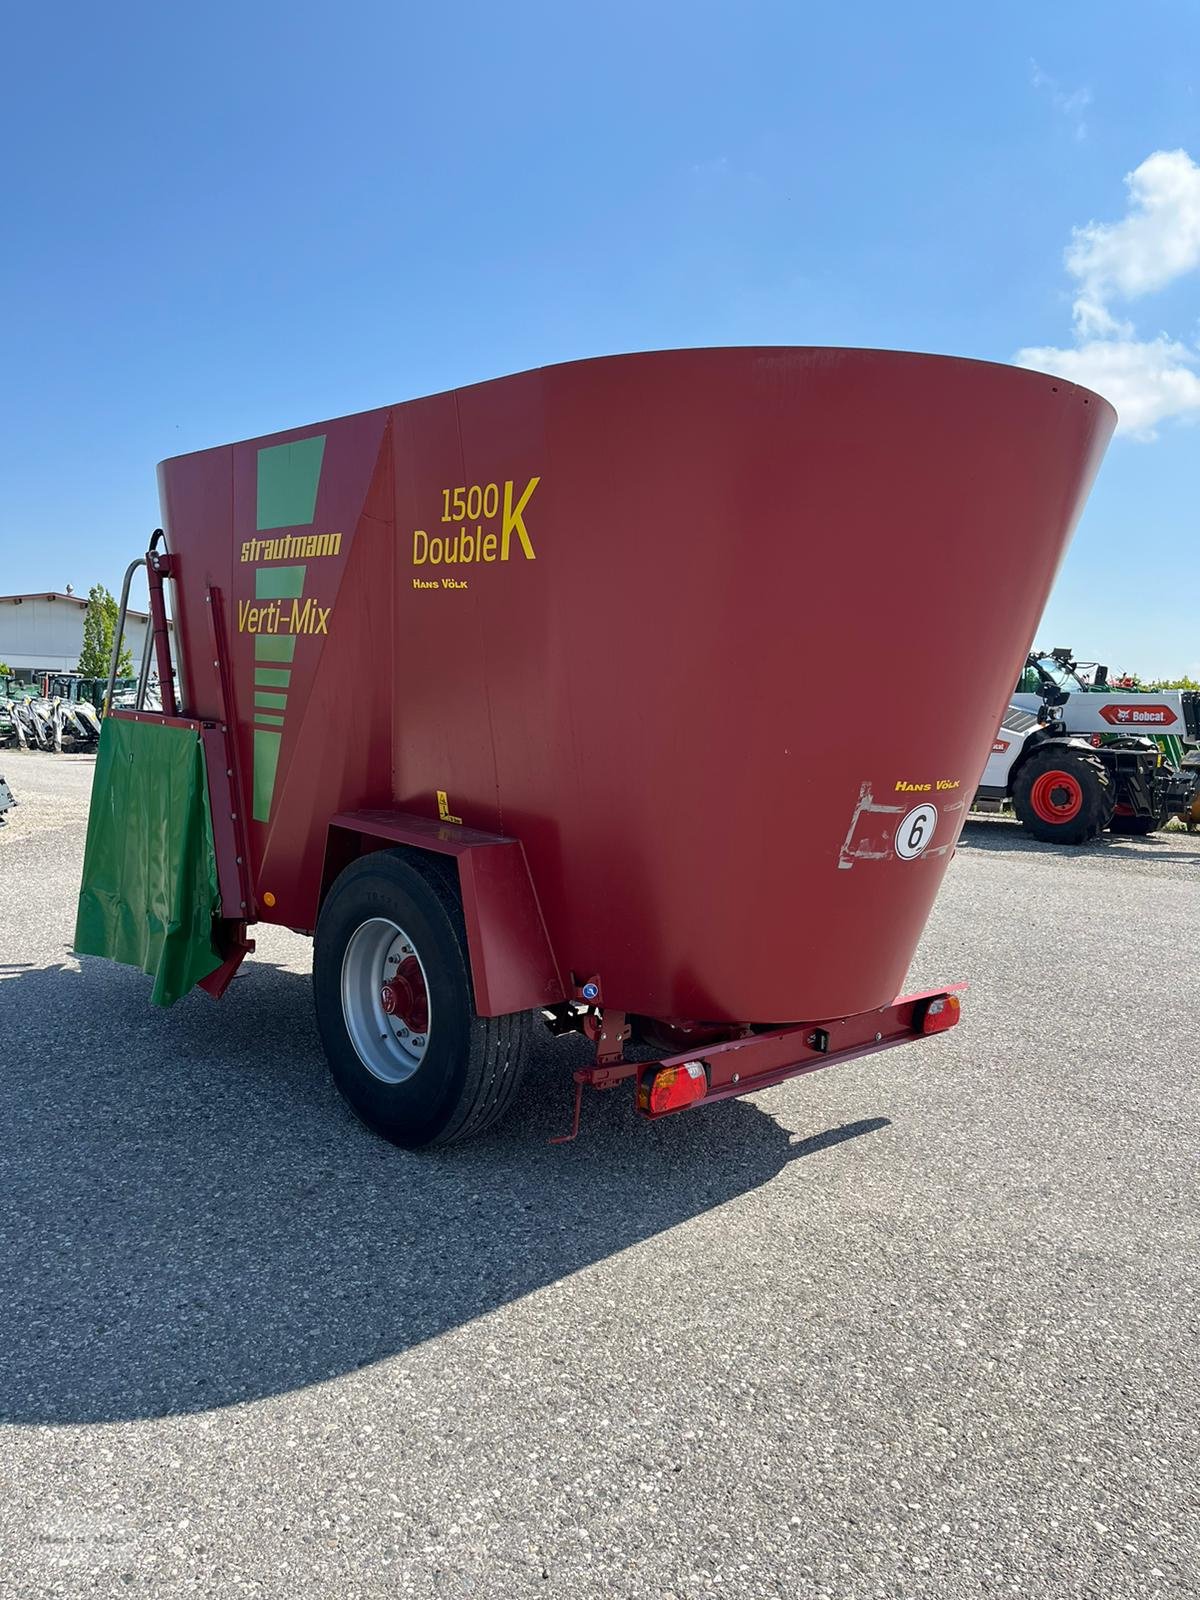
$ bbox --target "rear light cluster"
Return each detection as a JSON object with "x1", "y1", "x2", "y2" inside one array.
[
  {"x1": 638, "y1": 1060, "x2": 708, "y2": 1115},
  {"x1": 919, "y1": 994, "x2": 961, "y2": 1035}
]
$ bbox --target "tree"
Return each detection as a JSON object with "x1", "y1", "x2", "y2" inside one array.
[
  {"x1": 1103, "y1": 671, "x2": 1199, "y2": 692},
  {"x1": 1147, "y1": 675, "x2": 1200, "y2": 691},
  {"x1": 78, "y1": 584, "x2": 133, "y2": 678}
]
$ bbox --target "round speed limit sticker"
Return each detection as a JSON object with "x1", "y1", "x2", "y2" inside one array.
[{"x1": 895, "y1": 803, "x2": 938, "y2": 860}]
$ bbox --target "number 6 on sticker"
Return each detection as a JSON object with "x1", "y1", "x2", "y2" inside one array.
[{"x1": 896, "y1": 803, "x2": 937, "y2": 860}]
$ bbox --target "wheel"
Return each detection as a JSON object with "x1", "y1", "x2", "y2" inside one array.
[
  {"x1": 1012, "y1": 749, "x2": 1113, "y2": 844},
  {"x1": 1109, "y1": 806, "x2": 1164, "y2": 836},
  {"x1": 313, "y1": 850, "x2": 531, "y2": 1148}
]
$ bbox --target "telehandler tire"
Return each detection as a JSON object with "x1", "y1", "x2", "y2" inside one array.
[{"x1": 1012, "y1": 749, "x2": 1113, "y2": 845}]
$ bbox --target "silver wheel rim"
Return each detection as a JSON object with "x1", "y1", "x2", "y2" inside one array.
[{"x1": 340, "y1": 917, "x2": 433, "y2": 1084}]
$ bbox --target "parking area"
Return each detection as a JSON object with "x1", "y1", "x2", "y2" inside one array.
[{"x1": 2, "y1": 755, "x2": 1198, "y2": 1599}]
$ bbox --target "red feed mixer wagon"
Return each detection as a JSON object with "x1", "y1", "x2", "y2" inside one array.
[{"x1": 75, "y1": 348, "x2": 1115, "y2": 1146}]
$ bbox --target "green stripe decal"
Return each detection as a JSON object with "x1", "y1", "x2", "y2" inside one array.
[
  {"x1": 248, "y1": 562, "x2": 310, "y2": 820},
  {"x1": 255, "y1": 565, "x2": 306, "y2": 600},
  {"x1": 256, "y1": 437, "x2": 326, "y2": 530},
  {"x1": 252, "y1": 730, "x2": 282, "y2": 822},
  {"x1": 254, "y1": 634, "x2": 296, "y2": 663}
]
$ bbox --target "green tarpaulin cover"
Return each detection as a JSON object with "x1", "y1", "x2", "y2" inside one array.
[{"x1": 75, "y1": 717, "x2": 222, "y2": 1006}]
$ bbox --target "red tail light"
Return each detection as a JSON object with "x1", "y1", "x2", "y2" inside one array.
[
  {"x1": 919, "y1": 994, "x2": 961, "y2": 1035},
  {"x1": 638, "y1": 1060, "x2": 708, "y2": 1115}
]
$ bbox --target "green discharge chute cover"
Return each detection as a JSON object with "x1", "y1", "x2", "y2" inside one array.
[{"x1": 74, "y1": 718, "x2": 222, "y2": 1006}]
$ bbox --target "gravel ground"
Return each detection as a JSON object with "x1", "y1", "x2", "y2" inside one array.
[{"x1": 1, "y1": 754, "x2": 1198, "y2": 1600}]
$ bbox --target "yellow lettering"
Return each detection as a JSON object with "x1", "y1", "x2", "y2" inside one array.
[
  {"x1": 482, "y1": 533, "x2": 497, "y2": 561},
  {"x1": 413, "y1": 529, "x2": 428, "y2": 565},
  {"x1": 500, "y1": 476, "x2": 539, "y2": 560},
  {"x1": 242, "y1": 531, "x2": 342, "y2": 563}
]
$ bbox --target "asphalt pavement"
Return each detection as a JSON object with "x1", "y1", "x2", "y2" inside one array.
[{"x1": 1, "y1": 754, "x2": 1197, "y2": 1599}]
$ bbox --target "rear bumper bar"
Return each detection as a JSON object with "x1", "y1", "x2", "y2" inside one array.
[
  {"x1": 552, "y1": 987, "x2": 965, "y2": 1140},
  {"x1": 645, "y1": 986, "x2": 965, "y2": 1112}
]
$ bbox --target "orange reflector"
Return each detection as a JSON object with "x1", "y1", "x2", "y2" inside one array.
[
  {"x1": 919, "y1": 994, "x2": 961, "y2": 1035},
  {"x1": 638, "y1": 1060, "x2": 708, "y2": 1115}
]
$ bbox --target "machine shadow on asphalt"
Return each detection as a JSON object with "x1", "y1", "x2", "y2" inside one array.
[
  {"x1": 959, "y1": 816, "x2": 1200, "y2": 863},
  {"x1": 0, "y1": 955, "x2": 891, "y2": 1429}
]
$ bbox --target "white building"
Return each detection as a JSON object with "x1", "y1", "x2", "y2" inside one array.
[{"x1": 0, "y1": 591, "x2": 165, "y2": 680}]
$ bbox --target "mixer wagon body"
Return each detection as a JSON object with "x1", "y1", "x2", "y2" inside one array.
[{"x1": 76, "y1": 348, "x2": 1115, "y2": 1144}]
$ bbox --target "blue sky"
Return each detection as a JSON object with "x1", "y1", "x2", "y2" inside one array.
[{"x1": 2, "y1": 1, "x2": 1197, "y2": 675}]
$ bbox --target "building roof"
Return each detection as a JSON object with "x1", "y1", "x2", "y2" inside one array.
[{"x1": 0, "y1": 592, "x2": 153, "y2": 619}]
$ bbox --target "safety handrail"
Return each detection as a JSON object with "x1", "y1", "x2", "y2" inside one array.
[
  {"x1": 104, "y1": 530, "x2": 183, "y2": 718},
  {"x1": 104, "y1": 558, "x2": 145, "y2": 716}
]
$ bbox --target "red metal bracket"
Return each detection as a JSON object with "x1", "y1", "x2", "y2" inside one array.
[
  {"x1": 548, "y1": 1055, "x2": 640, "y2": 1145},
  {"x1": 549, "y1": 1081, "x2": 585, "y2": 1145},
  {"x1": 582, "y1": 1007, "x2": 630, "y2": 1064},
  {"x1": 203, "y1": 585, "x2": 254, "y2": 921},
  {"x1": 197, "y1": 921, "x2": 256, "y2": 999},
  {"x1": 145, "y1": 541, "x2": 178, "y2": 717}
]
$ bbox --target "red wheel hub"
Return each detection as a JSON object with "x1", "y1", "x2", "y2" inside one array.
[
  {"x1": 1029, "y1": 769, "x2": 1084, "y2": 823},
  {"x1": 380, "y1": 956, "x2": 429, "y2": 1032}
]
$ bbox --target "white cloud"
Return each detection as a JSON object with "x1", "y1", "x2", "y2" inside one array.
[
  {"x1": 1030, "y1": 61, "x2": 1091, "y2": 142},
  {"x1": 1066, "y1": 149, "x2": 1200, "y2": 332},
  {"x1": 1015, "y1": 334, "x2": 1200, "y2": 439},
  {"x1": 1015, "y1": 148, "x2": 1200, "y2": 439}
]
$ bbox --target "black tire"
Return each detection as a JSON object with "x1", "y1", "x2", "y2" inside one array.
[
  {"x1": 1012, "y1": 748, "x2": 1114, "y2": 844},
  {"x1": 1108, "y1": 810, "x2": 1164, "y2": 836},
  {"x1": 313, "y1": 850, "x2": 531, "y2": 1148}
]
